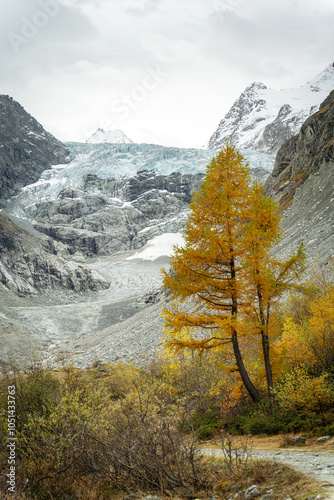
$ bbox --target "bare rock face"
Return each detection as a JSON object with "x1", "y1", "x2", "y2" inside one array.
[
  {"x1": 0, "y1": 214, "x2": 109, "y2": 296},
  {"x1": 265, "y1": 90, "x2": 334, "y2": 210},
  {"x1": 0, "y1": 95, "x2": 70, "y2": 206}
]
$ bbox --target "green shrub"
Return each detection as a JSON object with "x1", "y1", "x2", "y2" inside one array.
[{"x1": 245, "y1": 415, "x2": 282, "y2": 435}]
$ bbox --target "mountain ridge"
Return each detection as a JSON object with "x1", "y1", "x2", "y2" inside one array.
[{"x1": 209, "y1": 64, "x2": 334, "y2": 154}]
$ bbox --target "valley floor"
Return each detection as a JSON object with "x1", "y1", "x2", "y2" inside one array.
[{"x1": 0, "y1": 246, "x2": 168, "y2": 366}]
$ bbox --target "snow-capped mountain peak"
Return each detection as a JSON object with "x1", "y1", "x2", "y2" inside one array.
[
  {"x1": 86, "y1": 128, "x2": 133, "y2": 144},
  {"x1": 209, "y1": 64, "x2": 334, "y2": 153}
]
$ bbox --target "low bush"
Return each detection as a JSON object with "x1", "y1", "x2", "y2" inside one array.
[{"x1": 0, "y1": 361, "x2": 227, "y2": 499}]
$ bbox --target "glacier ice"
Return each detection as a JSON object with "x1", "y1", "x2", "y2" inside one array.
[{"x1": 6, "y1": 142, "x2": 275, "y2": 217}]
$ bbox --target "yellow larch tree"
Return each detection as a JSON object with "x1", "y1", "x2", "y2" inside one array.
[{"x1": 162, "y1": 144, "x2": 305, "y2": 402}]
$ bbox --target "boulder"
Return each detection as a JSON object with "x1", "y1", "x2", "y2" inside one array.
[
  {"x1": 244, "y1": 485, "x2": 261, "y2": 499},
  {"x1": 291, "y1": 436, "x2": 306, "y2": 444},
  {"x1": 316, "y1": 436, "x2": 331, "y2": 443}
]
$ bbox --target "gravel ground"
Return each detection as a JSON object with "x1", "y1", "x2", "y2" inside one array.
[{"x1": 0, "y1": 252, "x2": 169, "y2": 365}]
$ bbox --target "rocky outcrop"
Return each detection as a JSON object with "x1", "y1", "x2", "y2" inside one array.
[
  {"x1": 0, "y1": 214, "x2": 109, "y2": 296},
  {"x1": 209, "y1": 64, "x2": 334, "y2": 153},
  {"x1": 0, "y1": 95, "x2": 70, "y2": 206},
  {"x1": 265, "y1": 90, "x2": 334, "y2": 210}
]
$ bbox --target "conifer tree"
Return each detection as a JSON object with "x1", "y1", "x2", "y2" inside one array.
[
  {"x1": 242, "y1": 186, "x2": 305, "y2": 394},
  {"x1": 162, "y1": 144, "x2": 305, "y2": 402}
]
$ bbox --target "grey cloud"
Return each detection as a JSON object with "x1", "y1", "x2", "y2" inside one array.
[
  {"x1": 203, "y1": 4, "x2": 334, "y2": 81},
  {"x1": 125, "y1": 0, "x2": 163, "y2": 17},
  {"x1": 0, "y1": 0, "x2": 333, "y2": 147},
  {"x1": 0, "y1": 1, "x2": 98, "y2": 87}
]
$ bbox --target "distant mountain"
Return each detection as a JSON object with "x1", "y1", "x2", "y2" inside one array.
[
  {"x1": 86, "y1": 128, "x2": 133, "y2": 144},
  {"x1": 209, "y1": 64, "x2": 334, "y2": 153},
  {"x1": 0, "y1": 95, "x2": 70, "y2": 207}
]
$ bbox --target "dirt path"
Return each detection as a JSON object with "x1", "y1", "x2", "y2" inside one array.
[
  {"x1": 204, "y1": 447, "x2": 334, "y2": 483},
  {"x1": 202, "y1": 443, "x2": 334, "y2": 498}
]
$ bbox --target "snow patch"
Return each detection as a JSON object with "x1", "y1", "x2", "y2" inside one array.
[{"x1": 126, "y1": 233, "x2": 185, "y2": 261}]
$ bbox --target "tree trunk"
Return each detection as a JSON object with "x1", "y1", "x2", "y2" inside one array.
[
  {"x1": 256, "y1": 278, "x2": 274, "y2": 397},
  {"x1": 230, "y1": 253, "x2": 260, "y2": 403},
  {"x1": 231, "y1": 330, "x2": 261, "y2": 403},
  {"x1": 261, "y1": 332, "x2": 274, "y2": 396}
]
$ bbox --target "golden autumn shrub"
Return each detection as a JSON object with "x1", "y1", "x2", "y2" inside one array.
[
  {"x1": 274, "y1": 284, "x2": 334, "y2": 375},
  {"x1": 275, "y1": 366, "x2": 334, "y2": 428}
]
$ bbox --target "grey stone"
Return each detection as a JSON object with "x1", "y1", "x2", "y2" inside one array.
[
  {"x1": 97, "y1": 364, "x2": 108, "y2": 372},
  {"x1": 244, "y1": 485, "x2": 261, "y2": 499},
  {"x1": 142, "y1": 496, "x2": 162, "y2": 500},
  {"x1": 0, "y1": 214, "x2": 109, "y2": 297},
  {"x1": 317, "y1": 436, "x2": 331, "y2": 443},
  {"x1": 291, "y1": 436, "x2": 306, "y2": 444},
  {"x1": 261, "y1": 494, "x2": 275, "y2": 500}
]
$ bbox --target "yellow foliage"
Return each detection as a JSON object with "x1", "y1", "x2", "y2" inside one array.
[
  {"x1": 275, "y1": 284, "x2": 334, "y2": 373},
  {"x1": 275, "y1": 366, "x2": 334, "y2": 416}
]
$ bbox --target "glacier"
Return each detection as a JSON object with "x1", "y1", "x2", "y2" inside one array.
[{"x1": 6, "y1": 142, "x2": 274, "y2": 217}]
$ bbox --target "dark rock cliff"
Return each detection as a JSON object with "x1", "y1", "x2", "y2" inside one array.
[
  {"x1": 0, "y1": 96, "x2": 109, "y2": 296},
  {"x1": 0, "y1": 95, "x2": 70, "y2": 206},
  {"x1": 265, "y1": 90, "x2": 334, "y2": 210},
  {"x1": 265, "y1": 90, "x2": 334, "y2": 264}
]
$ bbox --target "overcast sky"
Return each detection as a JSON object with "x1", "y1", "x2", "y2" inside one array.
[{"x1": 0, "y1": 0, "x2": 333, "y2": 148}]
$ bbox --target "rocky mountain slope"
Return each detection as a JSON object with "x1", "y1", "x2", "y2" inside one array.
[
  {"x1": 265, "y1": 90, "x2": 334, "y2": 264},
  {"x1": 0, "y1": 213, "x2": 109, "y2": 297},
  {"x1": 0, "y1": 95, "x2": 70, "y2": 207},
  {"x1": 209, "y1": 64, "x2": 334, "y2": 153},
  {"x1": 86, "y1": 128, "x2": 133, "y2": 144},
  {"x1": 0, "y1": 97, "x2": 109, "y2": 298},
  {"x1": 23, "y1": 171, "x2": 201, "y2": 256}
]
